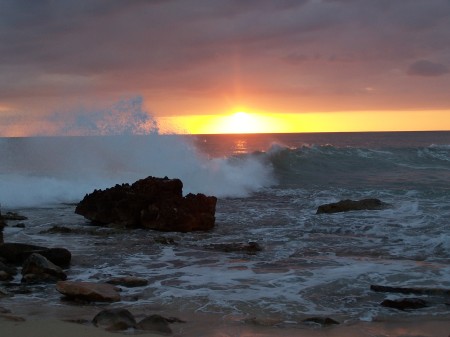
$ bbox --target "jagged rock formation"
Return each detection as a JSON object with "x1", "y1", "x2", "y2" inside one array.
[{"x1": 75, "y1": 176, "x2": 217, "y2": 232}]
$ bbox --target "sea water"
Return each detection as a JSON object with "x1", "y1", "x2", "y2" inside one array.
[{"x1": 1, "y1": 132, "x2": 449, "y2": 326}]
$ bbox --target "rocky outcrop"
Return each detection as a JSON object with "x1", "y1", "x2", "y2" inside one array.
[
  {"x1": 56, "y1": 281, "x2": 121, "y2": 302},
  {"x1": 75, "y1": 176, "x2": 217, "y2": 232},
  {"x1": 21, "y1": 253, "x2": 67, "y2": 283},
  {"x1": 0, "y1": 243, "x2": 71, "y2": 267},
  {"x1": 316, "y1": 198, "x2": 390, "y2": 214}
]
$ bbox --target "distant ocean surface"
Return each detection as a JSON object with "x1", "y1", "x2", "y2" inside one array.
[{"x1": 1, "y1": 131, "x2": 449, "y2": 326}]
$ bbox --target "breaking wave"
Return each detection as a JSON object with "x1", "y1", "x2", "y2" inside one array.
[
  {"x1": 0, "y1": 97, "x2": 275, "y2": 208},
  {"x1": 262, "y1": 143, "x2": 450, "y2": 189},
  {"x1": 0, "y1": 135, "x2": 275, "y2": 208}
]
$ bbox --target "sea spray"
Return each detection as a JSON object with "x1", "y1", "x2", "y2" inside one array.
[
  {"x1": 0, "y1": 96, "x2": 275, "y2": 207},
  {"x1": 48, "y1": 96, "x2": 159, "y2": 136},
  {"x1": 0, "y1": 135, "x2": 275, "y2": 207}
]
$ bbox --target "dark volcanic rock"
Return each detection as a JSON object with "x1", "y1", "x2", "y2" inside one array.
[
  {"x1": 381, "y1": 298, "x2": 428, "y2": 310},
  {"x1": 56, "y1": 281, "x2": 121, "y2": 302},
  {"x1": 75, "y1": 176, "x2": 217, "y2": 232},
  {"x1": 21, "y1": 253, "x2": 67, "y2": 283},
  {"x1": 316, "y1": 198, "x2": 390, "y2": 214},
  {"x1": 0, "y1": 243, "x2": 71, "y2": 267}
]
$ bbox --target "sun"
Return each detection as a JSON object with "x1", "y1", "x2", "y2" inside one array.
[
  {"x1": 230, "y1": 112, "x2": 251, "y2": 131},
  {"x1": 221, "y1": 111, "x2": 262, "y2": 134},
  {"x1": 158, "y1": 110, "x2": 283, "y2": 134}
]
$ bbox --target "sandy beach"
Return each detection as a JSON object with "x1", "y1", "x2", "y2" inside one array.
[{"x1": 1, "y1": 312, "x2": 449, "y2": 337}]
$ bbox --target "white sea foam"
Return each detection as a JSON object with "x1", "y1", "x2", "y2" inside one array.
[{"x1": 0, "y1": 135, "x2": 275, "y2": 208}]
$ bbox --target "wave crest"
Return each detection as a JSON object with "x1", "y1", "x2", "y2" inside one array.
[{"x1": 0, "y1": 135, "x2": 274, "y2": 208}]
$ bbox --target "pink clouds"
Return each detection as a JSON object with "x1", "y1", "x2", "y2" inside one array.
[{"x1": 0, "y1": 0, "x2": 449, "y2": 133}]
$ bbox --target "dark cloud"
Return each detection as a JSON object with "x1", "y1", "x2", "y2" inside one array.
[
  {"x1": 407, "y1": 60, "x2": 449, "y2": 77},
  {"x1": 1, "y1": 0, "x2": 450, "y2": 116}
]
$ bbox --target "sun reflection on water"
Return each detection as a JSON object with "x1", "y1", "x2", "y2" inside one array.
[{"x1": 233, "y1": 139, "x2": 248, "y2": 155}]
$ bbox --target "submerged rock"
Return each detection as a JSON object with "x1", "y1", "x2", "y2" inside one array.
[
  {"x1": 106, "y1": 276, "x2": 149, "y2": 288},
  {"x1": 371, "y1": 284, "x2": 450, "y2": 296},
  {"x1": 75, "y1": 176, "x2": 217, "y2": 232},
  {"x1": 56, "y1": 281, "x2": 121, "y2": 302},
  {"x1": 154, "y1": 236, "x2": 177, "y2": 245},
  {"x1": 316, "y1": 198, "x2": 390, "y2": 214},
  {"x1": 206, "y1": 242, "x2": 263, "y2": 254}
]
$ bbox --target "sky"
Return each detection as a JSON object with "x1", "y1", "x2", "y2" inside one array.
[{"x1": 1, "y1": 0, "x2": 450, "y2": 135}]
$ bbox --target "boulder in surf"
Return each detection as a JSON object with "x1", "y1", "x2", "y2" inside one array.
[
  {"x1": 316, "y1": 198, "x2": 390, "y2": 214},
  {"x1": 75, "y1": 176, "x2": 217, "y2": 232},
  {"x1": 56, "y1": 281, "x2": 121, "y2": 302}
]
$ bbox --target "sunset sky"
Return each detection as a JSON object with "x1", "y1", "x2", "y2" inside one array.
[{"x1": 1, "y1": 0, "x2": 450, "y2": 135}]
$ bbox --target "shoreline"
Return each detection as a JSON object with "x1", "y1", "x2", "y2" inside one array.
[
  {"x1": 0, "y1": 301, "x2": 450, "y2": 337},
  {"x1": 1, "y1": 315, "x2": 450, "y2": 337}
]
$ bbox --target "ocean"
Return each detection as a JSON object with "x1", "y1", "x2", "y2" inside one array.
[{"x1": 1, "y1": 131, "x2": 449, "y2": 332}]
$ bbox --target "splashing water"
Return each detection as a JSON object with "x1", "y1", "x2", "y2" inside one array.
[
  {"x1": 0, "y1": 97, "x2": 274, "y2": 207},
  {"x1": 47, "y1": 96, "x2": 159, "y2": 136}
]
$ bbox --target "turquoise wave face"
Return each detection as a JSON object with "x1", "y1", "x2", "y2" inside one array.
[{"x1": 261, "y1": 144, "x2": 450, "y2": 190}]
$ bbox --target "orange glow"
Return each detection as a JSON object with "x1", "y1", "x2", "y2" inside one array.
[
  {"x1": 216, "y1": 111, "x2": 273, "y2": 134},
  {"x1": 158, "y1": 110, "x2": 450, "y2": 134}
]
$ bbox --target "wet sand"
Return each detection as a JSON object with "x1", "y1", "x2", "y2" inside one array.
[{"x1": 1, "y1": 313, "x2": 449, "y2": 337}]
